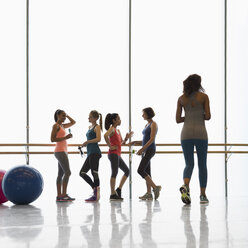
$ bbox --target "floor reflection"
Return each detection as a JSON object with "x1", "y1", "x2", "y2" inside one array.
[
  {"x1": 181, "y1": 204, "x2": 209, "y2": 248},
  {"x1": 0, "y1": 204, "x2": 43, "y2": 245},
  {"x1": 80, "y1": 202, "x2": 101, "y2": 248},
  {"x1": 139, "y1": 200, "x2": 161, "y2": 248},
  {"x1": 109, "y1": 201, "x2": 129, "y2": 248},
  {"x1": 55, "y1": 202, "x2": 72, "y2": 248}
]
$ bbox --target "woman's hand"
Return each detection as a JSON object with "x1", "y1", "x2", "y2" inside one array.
[
  {"x1": 125, "y1": 131, "x2": 134, "y2": 140},
  {"x1": 136, "y1": 148, "x2": 144, "y2": 156},
  {"x1": 110, "y1": 145, "x2": 118, "y2": 150},
  {"x1": 65, "y1": 134, "x2": 72, "y2": 139},
  {"x1": 82, "y1": 141, "x2": 88, "y2": 147}
]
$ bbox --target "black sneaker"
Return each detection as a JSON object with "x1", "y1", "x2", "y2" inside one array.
[
  {"x1": 110, "y1": 194, "x2": 123, "y2": 201},
  {"x1": 116, "y1": 188, "x2": 122, "y2": 198},
  {"x1": 180, "y1": 185, "x2": 191, "y2": 205}
]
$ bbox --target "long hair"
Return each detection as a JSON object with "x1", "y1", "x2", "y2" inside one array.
[
  {"x1": 105, "y1": 113, "x2": 118, "y2": 130},
  {"x1": 90, "y1": 110, "x2": 102, "y2": 131},
  {"x1": 183, "y1": 74, "x2": 205, "y2": 96},
  {"x1": 54, "y1": 109, "x2": 65, "y2": 122}
]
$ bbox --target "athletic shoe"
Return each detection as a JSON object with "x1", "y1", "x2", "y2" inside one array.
[
  {"x1": 94, "y1": 187, "x2": 100, "y2": 201},
  {"x1": 85, "y1": 194, "x2": 97, "y2": 202},
  {"x1": 180, "y1": 185, "x2": 191, "y2": 205},
  {"x1": 200, "y1": 195, "x2": 209, "y2": 204},
  {"x1": 153, "y1": 186, "x2": 162, "y2": 200},
  {"x1": 116, "y1": 188, "x2": 122, "y2": 198},
  {"x1": 139, "y1": 192, "x2": 153, "y2": 200},
  {"x1": 64, "y1": 195, "x2": 75, "y2": 201},
  {"x1": 110, "y1": 194, "x2": 123, "y2": 201},
  {"x1": 56, "y1": 195, "x2": 74, "y2": 202},
  {"x1": 56, "y1": 196, "x2": 65, "y2": 202}
]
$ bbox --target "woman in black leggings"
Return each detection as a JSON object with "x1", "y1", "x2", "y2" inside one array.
[{"x1": 130, "y1": 107, "x2": 161, "y2": 200}]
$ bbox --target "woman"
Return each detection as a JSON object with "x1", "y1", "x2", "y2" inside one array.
[
  {"x1": 51, "y1": 109, "x2": 76, "y2": 202},
  {"x1": 104, "y1": 113, "x2": 133, "y2": 201},
  {"x1": 79, "y1": 110, "x2": 102, "y2": 202},
  {"x1": 176, "y1": 74, "x2": 211, "y2": 204},
  {"x1": 130, "y1": 107, "x2": 161, "y2": 200}
]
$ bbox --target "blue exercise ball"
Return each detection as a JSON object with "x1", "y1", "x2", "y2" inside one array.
[{"x1": 2, "y1": 165, "x2": 44, "y2": 205}]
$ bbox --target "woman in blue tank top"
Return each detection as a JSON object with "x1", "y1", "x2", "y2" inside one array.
[
  {"x1": 130, "y1": 107, "x2": 161, "y2": 200},
  {"x1": 79, "y1": 110, "x2": 102, "y2": 202}
]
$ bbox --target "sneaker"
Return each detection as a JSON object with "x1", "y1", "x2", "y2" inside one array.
[
  {"x1": 56, "y1": 196, "x2": 65, "y2": 202},
  {"x1": 94, "y1": 187, "x2": 100, "y2": 201},
  {"x1": 153, "y1": 186, "x2": 162, "y2": 200},
  {"x1": 64, "y1": 195, "x2": 75, "y2": 201},
  {"x1": 85, "y1": 194, "x2": 97, "y2": 202},
  {"x1": 139, "y1": 192, "x2": 153, "y2": 200},
  {"x1": 110, "y1": 194, "x2": 123, "y2": 201},
  {"x1": 200, "y1": 195, "x2": 209, "y2": 204},
  {"x1": 116, "y1": 188, "x2": 122, "y2": 198},
  {"x1": 180, "y1": 185, "x2": 191, "y2": 205}
]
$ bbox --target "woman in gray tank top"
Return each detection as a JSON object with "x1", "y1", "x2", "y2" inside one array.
[{"x1": 176, "y1": 74, "x2": 211, "y2": 204}]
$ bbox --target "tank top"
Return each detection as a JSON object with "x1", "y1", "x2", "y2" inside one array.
[
  {"x1": 108, "y1": 128, "x2": 121, "y2": 156},
  {"x1": 55, "y1": 125, "x2": 68, "y2": 152},
  {"x1": 86, "y1": 125, "x2": 101, "y2": 156},
  {"x1": 142, "y1": 122, "x2": 157, "y2": 151},
  {"x1": 181, "y1": 92, "x2": 208, "y2": 140}
]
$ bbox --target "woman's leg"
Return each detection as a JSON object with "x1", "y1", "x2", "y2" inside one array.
[
  {"x1": 195, "y1": 140, "x2": 208, "y2": 196},
  {"x1": 108, "y1": 154, "x2": 119, "y2": 195},
  {"x1": 137, "y1": 149, "x2": 156, "y2": 192},
  {"x1": 89, "y1": 154, "x2": 101, "y2": 188},
  {"x1": 79, "y1": 156, "x2": 94, "y2": 188},
  {"x1": 118, "y1": 157, "x2": 130, "y2": 189},
  {"x1": 55, "y1": 152, "x2": 71, "y2": 196},
  {"x1": 181, "y1": 140, "x2": 195, "y2": 187},
  {"x1": 56, "y1": 162, "x2": 64, "y2": 197}
]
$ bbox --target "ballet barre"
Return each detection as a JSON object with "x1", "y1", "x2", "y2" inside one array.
[{"x1": 0, "y1": 143, "x2": 247, "y2": 154}]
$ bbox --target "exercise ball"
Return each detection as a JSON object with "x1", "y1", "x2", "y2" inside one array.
[
  {"x1": 0, "y1": 170, "x2": 8, "y2": 204},
  {"x1": 2, "y1": 165, "x2": 44, "y2": 205}
]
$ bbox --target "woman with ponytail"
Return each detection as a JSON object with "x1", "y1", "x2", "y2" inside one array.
[
  {"x1": 51, "y1": 109, "x2": 76, "y2": 202},
  {"x1": 79, "y1": 110, "x2": 102, "y2": 202},
  {"x1": 104, "y1": 113, "x2": 133, "y2": 201}
]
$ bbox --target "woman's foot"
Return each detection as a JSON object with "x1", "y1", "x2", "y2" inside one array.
[
  {"x1": 94, "y1": 187, "x2": 100, "y2": 201},
  {"x1": 139, "y1": 192, "x2": 153, "y2": 200},
  {"x1": 153, "y1": 186, "x2": 162, "y2": 200},
  {"x1": 180, "y1": 185, "x2": 191, "y2": 204},
  {"x1": 85, "y1": 194, "x2": 97, "y2": 202},
  {"x1": 116, "y1": 188, "x2": 122, "y2": 198},
  {"x1": 110, "y1": 194, "x2": 123, "y2": 201},
  {"x1": 200, "y1": 195, "x2": 209, "y2": 204},
  {"x1": 56, "y1": 195, "x2": 75, "y2": 202}
]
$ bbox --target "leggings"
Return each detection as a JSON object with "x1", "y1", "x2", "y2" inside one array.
[
  {"x1": 55, "y1": 152, "x2": 71, "y2": 184},
  {"x1": 108, "y1": 154, "x2": 129, "y2": 178},
  {"x1": 137, "y1": 149, "x2": 155, "y2": 178},
  {"x1": 79, "y1": 153, "x2": 101, "y2": 188},
  {"x1": 181, "y1": 139, "x2": 208, "y2": 188}
]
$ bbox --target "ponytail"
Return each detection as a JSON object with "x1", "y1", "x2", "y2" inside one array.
[
  {"x1": 105, "y1": 113, "x2": 118, "y2": 130},
  {"x1": 90, "y1": 110, "x2": 102, "y2": 131},
  {"x1": 54, "y1": 109, "x2": 64, "y2": 122}
]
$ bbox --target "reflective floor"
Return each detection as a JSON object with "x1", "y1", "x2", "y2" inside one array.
[{"x1": 0, "y1": 196, "x2": 248, "y2": 247}]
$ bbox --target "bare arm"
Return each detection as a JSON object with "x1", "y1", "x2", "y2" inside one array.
[
  {"x1": 204, "y1": 95, "x2": 211, "y2": 120},
  {"x1": 50, "y1": 124, "x2": 71, "y2": 142},
  {"x1": 82, "y1": 125, "x2": 101, "y2": 147},
  {"x1": 120, "y1": 131, "x2": 134, "y2": 145},
  {"x1": 63, "y1": 115, "x2": 76, "y2": 128},
  {"x1": 137, "y1": 122, "x2": 157, "y2": 155},
  {"x1": 176, "y1": 98, "x2": 185, "y2": 124},
  {"x1": 129, "y1": 140, "x2": 142, "y2": 146}
]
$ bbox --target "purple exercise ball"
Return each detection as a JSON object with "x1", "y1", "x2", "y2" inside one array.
[{"x1": 0, "y1": 170, "x2": 8, "y2": 204}]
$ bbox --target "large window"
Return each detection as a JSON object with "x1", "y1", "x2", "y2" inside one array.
[{"x1": 0, "y1": 0, "x2": 247, "y2": 199}]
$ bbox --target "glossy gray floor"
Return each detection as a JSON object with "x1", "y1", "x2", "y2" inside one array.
[{"x1": 0, "y1": 196, "x2": 248, "y2": 248}]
